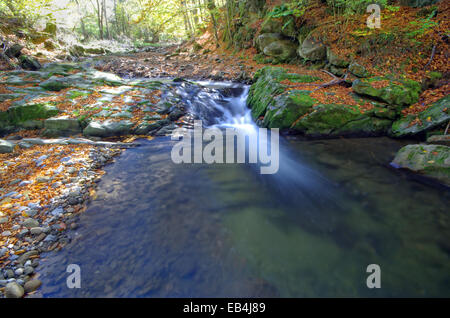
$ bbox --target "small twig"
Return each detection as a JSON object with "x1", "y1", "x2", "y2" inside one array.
[
  {"x1": 444, "y1": 120, "x2": 450, "y2": 135},
  {"x1": 424, "y1": 44, "x2": 437, "y2": 70}
]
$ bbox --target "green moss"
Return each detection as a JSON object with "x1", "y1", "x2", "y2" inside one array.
[
  {"x1": 263, "y1": 91, "x2": 316, "y2": 129},
  {"x1": 7, "y1": 102, "x2": 59, "y2": 124}
]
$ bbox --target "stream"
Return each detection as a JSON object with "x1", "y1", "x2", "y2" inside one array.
[{"x1": 36, "y1": 81, "x2": 450, "y2": 297}]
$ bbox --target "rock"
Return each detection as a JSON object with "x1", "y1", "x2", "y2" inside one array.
[
  {"x1": 2, "y1": 231, "x2": 11, "y2": 236},
  {"x1": 6, "y1": 103, "x2": 59, "y2": 124},
  {"x1": 353, "y1": 78, "x2": 421, "y2": 107},
  {"x1": 427, "y1": 135, "x2": 450, "y2": 146},
  {"x1": 24, "y1": 279, "x2": 42, "y2": 293},
  {"x1": 23, "y1": 218, "x2": 39, "y2": 228},
  {"x1": 39, "y1": 76, "x2": 72, "y2": 91},
  {"x1": 43, "y1": 116, "x2": 81, "y2": 136},
  {"x1": 247, "y1": 66, "x2": 321, "y2": 123},
  {"x1": 36, "y1": 176, "x2": 51, "y2": 183},
  {"x1": 421, "y1": 71, "x2": 443, "y2": 90},
  {"x1": 0, "y1": 139, "x2": 14, "y2": 153},
  {"x1": 348, "y1": 62, "x2": 369, "y2": 78},
  {"x1": 263, "y1": 40, "x2": 298, "y2": 62},
  {"x1": 391, "y1": 144, "x2": 450, "y2": 186},
  {"x1": 329, "y1": 65, "x2": 346, "y2": 77},
  {"x1": 391, "y1": 95, "x2": 449, "y2": 137},
  {"x1": 260, "y1": 16, "x2": 296, "y2": 38},
  {"x1": 5, "y1": 44, "x2": 24, "y2": 58},
  {"x1": 84, "y1": 47, "x2": 110, "y2": 55},
  {"x1": 17, "y1": 250, "x2": 38, "y2": 264},
  {"x1": 327, "y1": 48, "x2": 349, "y2": 68},
  {"x1": 30, "y1": 227, "x2": 43, "y2": 235},
  {"x1": 256, "y1": 33, "x2": 284, "y2": 52},
  {"x1": 14, "y1": 268, "x2": 24, "y2": 276},
  {"x1": 19, "y1": 55, "x2": 41, "y2": 71},
  {"x1": 298, "y1": 33, "x2": 326, "y2": 61},
  {"x1": 133, "y1": 121, "x2": 162, "y2": 135},
  {"x1": 23, "y1": 266, "x2": 34, "y2": 275},
  {"x1": 5, "y1": 282, "x2": 24, "y2": 298},
  {"x1": 83, "y1": 120, "x2": 133, "y2": 137},
  {"x1": 263, "y1": 91, "x2": 316, "y2": 129},
  {"x1": 69, "y1": 45, "x2": 86, "y2": 57},
  {"x1": 292, "y1": 104, "x2": 392, "y2": 137}
]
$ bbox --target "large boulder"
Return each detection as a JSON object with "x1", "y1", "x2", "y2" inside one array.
[
  {"x1": 83, "y1": 120, "x2": 134, "y2": 137},
  {"x1": 5, "y1": 44, "x2": 24, "y2": 58},
  {"x1": 5, "y1": 103, "x2": 59, "y2": 124},
  {"x1": 292, "y1": 104, "x2": 392, "y2": 137},
  {"x1": 40, "y1": 76, "x2": 73, "y2": 91},
  {"x1": 43, "y1": 116, "x2": 81, "y2": 137},
  {"x1": 352, "y1": 78, "x2": 421, "y2": 107},
  {"x1": 391, "y1": 144, "x2": 450, "y2": 186},
  {"x1": 263, "y1": 40, "x2": 298, "y2": 62},
  {"x1": 247, "y1": 66, "x2": 320, "y2": 123},
  {"x1": 263, "y1": 91, "x2": 316, "y2": 129},
  {"x1": 256, "y1": 33, "x2": 284, "y2": 51},
  {"x1": 391, "y1": 95, "x2": 450, "y2": 137},
  {"x1": 19, "y1": 55, "x2": 41, "y2": 71},
  {"x1": 298, "y1": 33, "x2": 326, "y2": 61}
]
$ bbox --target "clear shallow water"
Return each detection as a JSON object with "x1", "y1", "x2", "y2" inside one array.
[{"x1": 36, "y1": 83, "x2": 450, "y2": 297}]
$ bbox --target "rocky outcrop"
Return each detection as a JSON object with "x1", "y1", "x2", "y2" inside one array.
[
  {"x1": 247, "y1": 66, "x2": 392, "y2": 137},
  {"x1": 391, "y1": 95, "x2": 450, "y2": 137},
  {"x1": 391, "y1": 144, "x2": 450, "y2": 186}
]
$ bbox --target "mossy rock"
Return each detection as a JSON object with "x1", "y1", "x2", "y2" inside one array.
[
  {"x1": 19, "y1": 55, "x2": 41, "y2": 71},
  {"x1": 42, "y1": 116, "x2": 81, "y2": 137},
  {"x1": 348, "y1": 62, "x2": 369, "y2": 78},
  {"x1": 6, "y1": 103, "x2": 59, "y2": 124},
  {"x1": 292, "y1": 104, "x2": 391, "y2": 137},
  {"x1": 263, "y1": 39, "x2": 298, "y2": 62},
  {"x1": 263, "y1": 91, "x2": 316, "y2": 129},
  {"x1": 392, "y1": 143, "x2": 450, "y2": 186},
  {"x1": 352, "y1": 78, "x2": 421, "y2": 107},
  {"x1": 391, "y1": 95, "x2": 450, "y2": 137},
  {"x1": 39, "y1": 76, "x2": 73, "y2": 91},
  {"x1": 326, "y1": 48, "x2": 349, "y2": 68},
  {"x1": 260, "y1": 16, "x2": 297, "y2": 38},
  {"x1": 248, "y1": 66, "x2": 321, "y2": 124}
]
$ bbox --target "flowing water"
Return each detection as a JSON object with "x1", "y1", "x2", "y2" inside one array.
[{"x1": 37, "y1": 81, "x2": 450, "y2": 297}]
